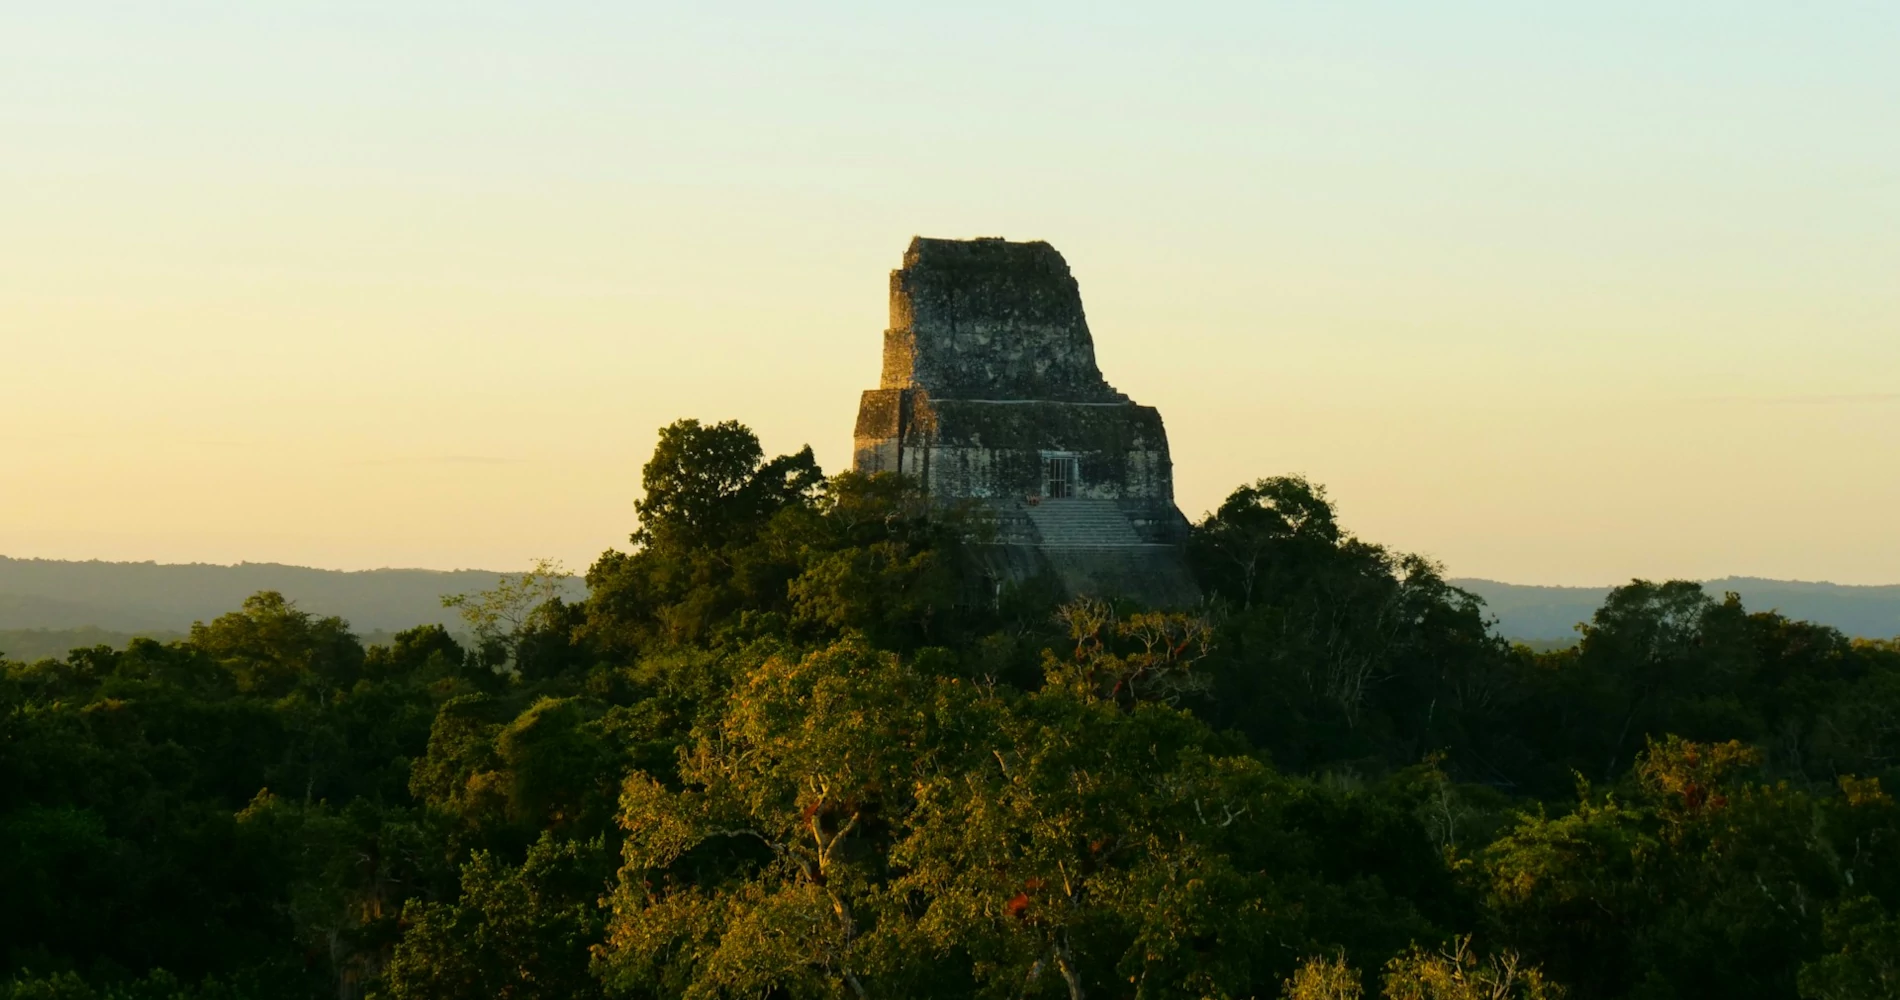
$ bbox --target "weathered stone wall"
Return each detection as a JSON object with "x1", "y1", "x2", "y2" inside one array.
[
  {"x1": 880, "y1": 238, "x2": 1127, "y2": 403},
  {"x1": 851, "y1": 388, "x2": 908, "y2": 474},
  {"x1": 853, "y1": 236, "x2": 1199, "y2": 606},
  {"x1": 856, "y1": 395, "x2": 1177, "y2": 505},
  {"x1": 920, "y1": 398, "x2": 1173, "y2": 501}
]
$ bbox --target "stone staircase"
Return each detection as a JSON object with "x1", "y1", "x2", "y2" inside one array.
[{"x1": 1023, "y1": 499, "x2": 1143, "y2": 547}]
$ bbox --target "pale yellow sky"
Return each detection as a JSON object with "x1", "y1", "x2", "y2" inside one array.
[{"x1": 3, "y1": 3, "x2": 1897, "y2": 584}]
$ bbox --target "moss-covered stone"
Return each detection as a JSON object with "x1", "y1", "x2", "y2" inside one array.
[{"x1": 852, "y1": 237, "x2": 1199, "y2": 606}]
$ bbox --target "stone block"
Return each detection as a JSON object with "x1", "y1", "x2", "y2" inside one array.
[{"x1": 852, "y1": 237, "x2": 1199, "y2": 607}]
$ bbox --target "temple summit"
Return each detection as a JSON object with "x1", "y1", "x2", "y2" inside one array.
[{"x1": 852, "y1": 236, "x2": 1200, "y2": 607}]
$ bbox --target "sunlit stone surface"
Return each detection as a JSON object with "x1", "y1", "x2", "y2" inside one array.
[{"x1": 853, "y1": 237, "x2": 1199, "y2": 606}]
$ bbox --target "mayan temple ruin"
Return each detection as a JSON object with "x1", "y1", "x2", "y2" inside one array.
[{"x1": 852, "y1": 236, "x2": 1200, "y2": 606}]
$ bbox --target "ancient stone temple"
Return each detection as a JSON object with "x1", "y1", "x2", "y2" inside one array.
[{"x1": 852, "y1": 236, "x2": 1200, "y2": 606}]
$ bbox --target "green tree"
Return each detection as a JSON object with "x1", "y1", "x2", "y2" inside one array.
[
  {"x1": 598, "y1": 639, "x2": 941, "y2": 999},
  {"x1": 783, "y1": 471, "x2": 967, "y2": 650},
  {"x1": 598, "y1": 628, "x2": 1303, "y2": 999},
  {"x1": 1480, "y1": 736, "x2": 1871, "y2": 999},
  {"x1": 583, "y1": 420, "x2": 824, "y2": 653},
  {"x1": 1568, "y1": 582, "x2": 1752, "y2": 781},
  {"x1": 189, "y1": 592, "x2": 364, "y2": 697},
  {"x1": 234, "y1": 793, "x2": 448, "y2": 1000},
  {"x1": 1799, "y1": 896, "x2": 1900, "y2": 1000},
  {"x1": 442, "y1": 559, "x2": 577, "y2": 676},
  {"x1": 375, "y1": 835, "x2": 609, "y2": 1000},
  {"x1": 1380, "y1": 938, "x2": 1560, "y2": 1000},
  {"x1": 1190, "y1": 479, "x2": 1507, "y2": 775},
  {"x1": 1283, "y1": 953, "x2": 1365, "y2": 1000},
  {"x1": 891, "y1": 631, "x2": 1286, "y2": 999},
  {"x1": 1191, "y1": 475, "x2": 1341, "y2": 612},
  {"x1": 633, "y1": 418, "x2": 823, "y2": 553}
]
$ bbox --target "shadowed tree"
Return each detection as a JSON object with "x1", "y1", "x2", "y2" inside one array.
[{"x1": 633, "y1": 419, "x2": 823, "y2": 553}]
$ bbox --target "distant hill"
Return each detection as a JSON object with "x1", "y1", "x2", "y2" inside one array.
[
  {"x1": 0, "y1": 556, "x2": 582, "y2": 635},
  {"x1": 1453, "y1": 577, "x2": 1900, "y2": 644},
  {"x1": 3, "y1": 556, "x2": 1894, "y2": 651}
]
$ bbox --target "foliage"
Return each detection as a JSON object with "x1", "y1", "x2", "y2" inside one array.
[
  {"x1": 442, "y1": 559, "x2": 577, "y2": 676},
  {"x1": 374, "y1": 835, "x2": 610, "y2": 1000},
  {"x1": 189, "y1": 591, "x2": 364, "y2": 697},
  {"x1": 1380, "y1": 938, "x2": 1559, "y2": 1000},
  {"x1": 632, "y1": 418, "x2": 823, "y2": 553},
  {"x1": 1798, "y1": 896, "x2": 1900, "y2": 1000},
  {"x1": 6, "y1": 416, "x2": 1899, "y2": 999},
  {"x1": 1284, "y1": 952, "x2": 1364, "y2": 1000}
]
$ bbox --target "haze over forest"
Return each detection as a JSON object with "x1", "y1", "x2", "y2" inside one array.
[{"x1": 3, "y1": 555, "x2": 1896, "y2": 663}]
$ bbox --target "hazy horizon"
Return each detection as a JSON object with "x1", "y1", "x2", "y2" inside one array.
[
  {"x1": 4, "y1": 554, "x2": 1897, "y2": 645},
  {"x1": 0, "y1": 553, "x2": 1894, "y2": 594},
  {"x1": 6, "y1": 3, "x2": 1896, "y2": 584}
]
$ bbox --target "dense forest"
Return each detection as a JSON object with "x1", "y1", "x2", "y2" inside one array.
[{"x1": 5, "y1": 419, "x2": 1899, "y2": 1000}]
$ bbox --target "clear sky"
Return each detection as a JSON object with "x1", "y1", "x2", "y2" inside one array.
[{"x1": 3, "y1": 2, "x2": 1896, "y2": 585}]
